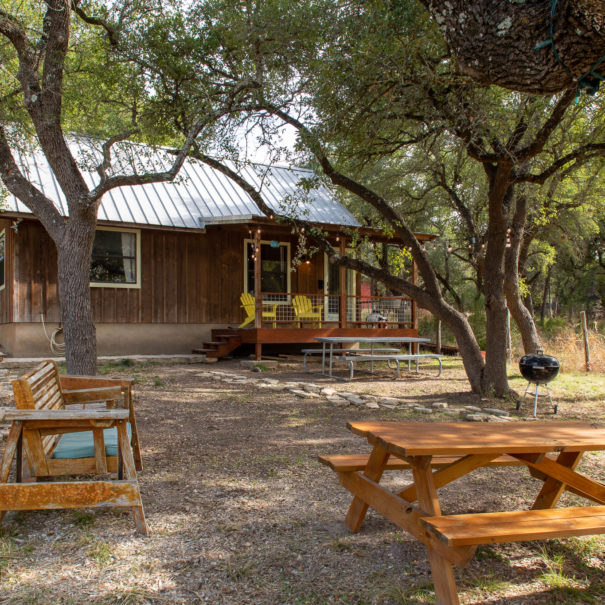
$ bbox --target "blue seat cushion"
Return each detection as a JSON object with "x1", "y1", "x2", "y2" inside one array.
[{"x1": 52, "y1": 424, "x2": 132, "y2": 459}]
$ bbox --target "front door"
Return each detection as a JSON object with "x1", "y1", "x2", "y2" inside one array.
[{"x1": 324, "y1": 254, "x2": 356, "y2": 322}]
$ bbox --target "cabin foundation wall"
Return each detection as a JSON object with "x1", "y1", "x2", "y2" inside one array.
[{"x1": 0, "y1": 323, "x2": 231, "y2": 357}]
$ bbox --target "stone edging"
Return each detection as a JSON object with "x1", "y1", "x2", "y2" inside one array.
[{"x1": 199, "y1": 370, "x2": 515, "y2": 422}]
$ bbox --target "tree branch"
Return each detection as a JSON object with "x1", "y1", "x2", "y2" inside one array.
[
  {"x1": 0, "y1": 126, "x2": 65, "y2": 240},
  {"x1": 516, "y1": 143, "x2": 605, "y2": 183}
]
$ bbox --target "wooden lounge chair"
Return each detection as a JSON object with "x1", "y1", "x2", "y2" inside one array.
[
  {"x1": 238, "y1": 292, "x2": 278, "y2": 328},
  {"x1": 0, "y1": 360, "x2": 147, "y2": 534},
  {"x1": 292, "y1": 295, "x2": 323, "y2": 327}
]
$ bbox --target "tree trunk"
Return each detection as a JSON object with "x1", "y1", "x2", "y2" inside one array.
[
  {"x1": 56, "y1": 220, "x2": 97, "y2": 374},
  {"x1": 482, "y1": 166, "x2": 513, "y2": 396},
  {"x1": 423, "y1": 0, "x2": 605, "y2": 94},
  {"x1": 504, "y1": 194, "x2": 541, "y2": 354}
]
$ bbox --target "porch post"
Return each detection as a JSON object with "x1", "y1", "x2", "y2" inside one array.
[
  {"x1": 411, "y1": 258, "x2": 418, "y2": 353},
  {"x1": 339, "y1": 239, "x2": 347, "y2": 328},
  {"x1": 254, "y1": 228, "x2": 262, "y2": 360}
]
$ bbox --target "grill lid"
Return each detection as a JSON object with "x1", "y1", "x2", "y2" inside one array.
[{"x1": 519, "y1": 349, "x2": 560, "y2": 384}]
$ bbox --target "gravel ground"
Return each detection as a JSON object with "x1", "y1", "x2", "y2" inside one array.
[{"x1": 0, "y1": 358, "x2": 603, "y2": 604}]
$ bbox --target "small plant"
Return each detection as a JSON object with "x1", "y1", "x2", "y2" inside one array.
[
  {"x1": 537, "y1": 546, "x2": 578, "y2": 590},
  {"x1": 328, "y1": 536, "x2": 352, "y2": 552},
  {"x1": 225, "y1": 556, "x2": 256, "y2": 581},
  {"x1": 88, "y1": 540, "x2": 114, "y2": 567},
  {"x1": 94, "y1": 586, "x2": 147, "y2": 604},
  {"x1": 72, "y1": 510, "x2": 96, "y2": 528},
  {"x1": 252, "y1": 363, "x2": 268, "y2": 372},
  {"x1": 152, "y1": 376, "x2": 165, "y2": 387}
]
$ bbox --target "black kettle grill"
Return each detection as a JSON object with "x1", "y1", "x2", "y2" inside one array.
[{"x1": 516, "y1": 349, "x2": 560, "y2": 417}]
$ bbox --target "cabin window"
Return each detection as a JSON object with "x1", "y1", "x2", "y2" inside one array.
[
  {"x1": 244, "y1": 239, "x2": 291, "y2": 297},
  {"x1": 90, "y1": 228, "x2": 140, "y2": 288},
  {"x1": 0, "y1": 229, "x2": 5, "y2": 291}
]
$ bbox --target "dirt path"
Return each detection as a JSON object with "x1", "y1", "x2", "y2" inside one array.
[{"x1": 0, "y1": 360, "x2": 603, "y2": 604}]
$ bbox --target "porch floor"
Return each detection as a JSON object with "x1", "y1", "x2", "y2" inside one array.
[{"x1": 195, "y1": 326, "x2": 419, "y2": 360}]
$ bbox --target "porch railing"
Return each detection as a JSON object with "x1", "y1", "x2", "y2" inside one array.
[{"x1": 255, "y1": 292, "x2": 413, "y2": 328}]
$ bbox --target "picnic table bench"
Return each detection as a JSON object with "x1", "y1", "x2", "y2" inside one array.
[
  {"x1": 339, "y1": 353, "x2": 442, "y2": 379},
  {"x1": 321, "y1": 421, "x2": 605, "y2": 604},
  {"x1": 302, "y1": 347, "x2": 400, "y2": 372}
]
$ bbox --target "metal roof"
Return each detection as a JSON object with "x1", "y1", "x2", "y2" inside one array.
[{"x1": 4, "y1": 137, "x2": 360, "y2": 229}]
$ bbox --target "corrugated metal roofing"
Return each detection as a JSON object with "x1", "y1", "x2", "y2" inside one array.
[{"x1": 3, "y1": 137, "x2": 360, "y2": 229}]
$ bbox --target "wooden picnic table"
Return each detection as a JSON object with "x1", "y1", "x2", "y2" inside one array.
[{"x1": 320, "y1": 421, "x2": 605, "y2": 605}]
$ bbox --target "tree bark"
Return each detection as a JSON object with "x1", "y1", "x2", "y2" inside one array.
[
  {"x1": 481, "y1": 164, "x2": 513, "y2": 396},
  {"x1": 56, "y1": 220, "x2": 97, "y2": 375},
  {"x1": 423, "y1": 0, "x2": 605, "y2": 94},
  {"x1": 504, "y1": 194, "x2": 542, "y2": 354}
]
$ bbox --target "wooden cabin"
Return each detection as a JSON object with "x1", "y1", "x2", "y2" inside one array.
[{"x1": 0, "y1": 139, "x2": 432, "y2": 359}]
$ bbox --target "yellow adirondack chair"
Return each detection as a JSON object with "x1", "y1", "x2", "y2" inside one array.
[
  {"x1": 239, "y1": 292, "x2": 278, "y2": 328},
  {"x1": 292, "y1": 295, "x2": 323, "y2": 327}
]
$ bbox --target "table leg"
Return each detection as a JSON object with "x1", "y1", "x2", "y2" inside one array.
[
  {"x1": 328, "y1": 343, "x2": 334, "y2": 377},
  {"x1": 321, "y1": 343, "x2": 326, "y2": 375},
  {"x1": 531, "y1": 450, "x2": 583, "y2": 510},
  {"x1": 0, "y1": 422, "x2": 23, "y2": 525},
  {"x1": 412, "y1": 456, "x2": 460, "y2": 605},
  {"x1": 344, "y1": 443, "x2": 389, "y2": 533}
]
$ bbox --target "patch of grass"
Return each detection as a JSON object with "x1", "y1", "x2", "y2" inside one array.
[
  {"x1": 467, "y1": 570, "x2": 511, "y2": 593},
  {"x1": 536, "y1": 546, "x2": 581, "y2": 591},
  {"x1": 567, "y1": 535, "x2": 605, "y2": 560},
  {"x1": 152, "y1": 375, "x2": 165, "y2": 387},
  {"x1": 0, "y1": 536, "x2": 17, "y2": 570},
  {"x1": 328, "y1": 536, "x2": 353, "y2": 552},
  {"x1": 252, "y1": 363, "x2": 269, "y2": 372},
  {"x1": 224, "y1": 556, "x2": 256, "y2": 581},
  {"x1": 377, "y1": 580, "x2": 435, "y2": 604},
  {"x1": 72, "y1": 510, "x2": 96, "y2": 528},
  {"x1": 474, "y1": 545, "x2": 508, "y2": 563},
  {"x1": 93, "y1": 586, "x2": 148, "y2": 605},
  {"x1": 88, "y1": 540, "x2": 115, "y2": 567}
]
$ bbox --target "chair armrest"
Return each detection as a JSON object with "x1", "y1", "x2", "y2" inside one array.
[
  {"x1": 5, "y1": 408, "x2": 130, "y2": 422},
  {"x1": 63, "y1": 386, "x2": 124, "y2": 405},
  {"x1": 60, "y1": 375, "x2": 132, "y2": 389},
  {"x1": 313, "y1": 305, "x2": 324, "y2": 312}
]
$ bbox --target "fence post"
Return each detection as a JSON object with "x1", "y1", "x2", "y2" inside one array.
[{"x1": 580, "y1": 310, "x2": 591, "y2": 372}]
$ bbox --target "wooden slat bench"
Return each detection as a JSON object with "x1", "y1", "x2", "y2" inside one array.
[
  {"x1": 421, "y1": 506, "x2": 605, "y2": 546},
  {"x1": 0, "y1": 360, "x2": 148, "y2": 534},
  {"x1": 319, "y1": 453, "x2": 524, "y2": 472}
]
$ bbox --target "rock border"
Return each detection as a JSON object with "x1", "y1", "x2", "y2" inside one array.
[{"x1": 200, "y1": 370, "x2": 516, "y2": 422}]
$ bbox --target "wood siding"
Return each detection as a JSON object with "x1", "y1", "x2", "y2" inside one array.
[
  {"x1": 0, "y1": 218, "x2": 12, "y2": 324},
  {"x1": 7, "y1": 220, "x2": 358, "y2": 326}
]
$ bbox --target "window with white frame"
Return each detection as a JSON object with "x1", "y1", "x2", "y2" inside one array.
[{"x1": 90, "y1": 228, "x2": 140, "y2": 287}]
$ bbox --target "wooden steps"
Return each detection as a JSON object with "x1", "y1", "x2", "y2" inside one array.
[
  {"x1": 318, "y1": 453, "x2": 525, "y2": 472},
  {"x1": 421, "y1": 506, "x2": 605, "y2": 546},
  {"x1": 192, "y1": 329, "x2": 242, "y2": 359}
]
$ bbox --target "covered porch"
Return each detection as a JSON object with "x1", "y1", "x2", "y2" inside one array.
[{"x1": 193, "y1": 217, "x2": 431, "y2": 360}]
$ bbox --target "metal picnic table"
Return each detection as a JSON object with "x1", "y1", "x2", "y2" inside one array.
[{"x1": 311, "y1": 336, "x2": 430, "y2": 379}]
